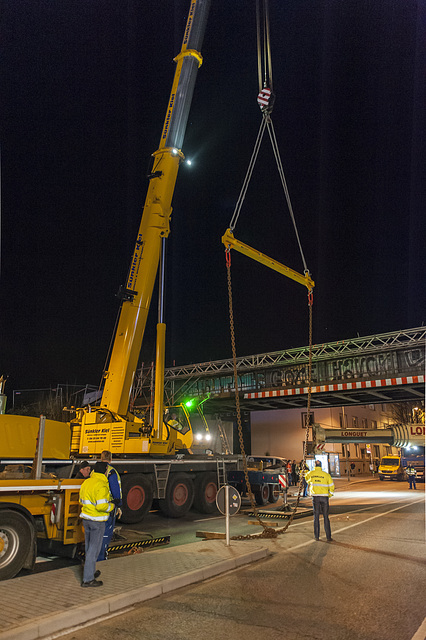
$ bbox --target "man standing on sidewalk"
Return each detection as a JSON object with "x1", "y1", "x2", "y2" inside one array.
[
  {"x1": 305, "y1": 460, "x2": 335, "y2": 542},
  {"x1": 80, "y1": 461, "x2": 114, "y2": 587}
]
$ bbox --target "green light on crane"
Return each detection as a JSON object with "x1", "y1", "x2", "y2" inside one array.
[{"x1": 184, "y1": 393, "x2": 210, "y2": 411}]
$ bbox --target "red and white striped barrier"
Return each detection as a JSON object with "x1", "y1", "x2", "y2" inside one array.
[
  {"x1": 245, "y1": 375, "x2": 425, "y2": 400},
  {"x1": 278, "y1": 474, "x2": 287, "y2": 489}
]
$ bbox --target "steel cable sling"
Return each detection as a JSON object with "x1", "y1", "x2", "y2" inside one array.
[{"x1": 224, "y1": 0, "x2": 314, "y2": 540}]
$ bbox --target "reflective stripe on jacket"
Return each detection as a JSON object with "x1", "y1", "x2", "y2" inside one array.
[
  {"x1": 80, "y1": 472, "x2": 113, "y2": 522},
  {"x1": 305, "y1": 468, "x2": 334, "y2": 497}
]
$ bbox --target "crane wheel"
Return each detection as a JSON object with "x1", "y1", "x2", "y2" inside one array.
[
  {"x1": 0, "y1": 510, "x2": 34, "y2": 581},
  {"x1": 158, "y1": 473, "x2": 194, "y2": 518},
  {"x1": 120, "y1": 474, "x2": 153, "y2": 524},
  {"x1": 193, "y1": 472, "x2": 218, "y2": 514}
]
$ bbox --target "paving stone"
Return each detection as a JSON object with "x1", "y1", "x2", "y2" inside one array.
[{"x1": 0, "y1": 540, "x2": 269, "y2": 640}]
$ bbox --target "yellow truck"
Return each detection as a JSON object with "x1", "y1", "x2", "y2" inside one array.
[
  {"x1": 378, "y1": 449, "x2": 425, "y2": 482},
  {"x1": 0, "y1": 476, "x2": 84, "y2": 581},
  {"x1": 378, "y1": 455, "x2": 406, "y2": 481}
]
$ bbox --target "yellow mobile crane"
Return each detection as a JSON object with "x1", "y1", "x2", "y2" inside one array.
[
  {"x1": 0, "y1": 0, "x2": 244, "y2": 579},
  {"x1": 65, "y1": 0, "x2": 242, "y2": 524},
  {"x1": 68, "y1": 0, "x2": 209, "y2": 457}
]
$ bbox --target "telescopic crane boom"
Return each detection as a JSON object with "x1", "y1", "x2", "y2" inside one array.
[
  {"x1": 69, "y1": 0, "x2": 211, "y2": 456},
  {"x1": 102, "y1": 0, "x2": 209, "y2": 418}
]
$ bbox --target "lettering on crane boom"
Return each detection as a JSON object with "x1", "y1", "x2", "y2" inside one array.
[
  {"x1": 162, "y1": 94, "x2": 176, "y2": 140},
  {"x1": 128, "y1": 234, "x2": 144, "y2": 289},
  {"x1": 183, "y1": 2, "x2": 196, "y2": 45}
]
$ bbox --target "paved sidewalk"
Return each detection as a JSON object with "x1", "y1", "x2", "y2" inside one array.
[
  {"x1": 0, "y1": 539, "x2": 269, "y2": 640},
  {"x1": 0, "y1": 476, "x2": 376, "y2": 640}
]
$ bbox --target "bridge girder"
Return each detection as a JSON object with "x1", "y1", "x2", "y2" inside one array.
[{"x1": 133, "y1": 327, "x2": 425, "y2": 415}]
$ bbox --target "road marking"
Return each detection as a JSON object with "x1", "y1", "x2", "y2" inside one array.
[
  {"x1": 330, "y1": 497, "x2": 424, "y2": 537},
  {"x1": 286, "y1": 496, "x2": 422, "y2": 528},
  {"x1": 282, "y1": 497, "x2": 424, "y2": 551},
  {"x1": 193, "y1": 515, "x2": 226, "y2": 523},
  {"x1": 410, "y1": 616, "x2": 426, "y2": 640}
]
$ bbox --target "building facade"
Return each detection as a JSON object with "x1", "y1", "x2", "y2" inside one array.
[{"x1": 250, "y1": 403, "x2": 399, "y2": 476}]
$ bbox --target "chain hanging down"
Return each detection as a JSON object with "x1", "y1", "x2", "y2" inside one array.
[
  {"x1": 225, "y1": 250, "x2": 278, "y2": 539},
  {"x1": 222, "y1": 0, "x2": 315, "y2": 540},
  {"x1": 273, "y1": 292, "x2": 313, "y2": 536}
]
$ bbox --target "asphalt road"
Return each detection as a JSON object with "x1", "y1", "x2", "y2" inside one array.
[{"x1": 57, "y1": 480, "x2": 426, "y2": 640}]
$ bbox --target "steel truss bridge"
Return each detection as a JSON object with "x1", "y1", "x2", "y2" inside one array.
[{"x1": 134, "y1": 327, "x2": 425, "y2": 414}]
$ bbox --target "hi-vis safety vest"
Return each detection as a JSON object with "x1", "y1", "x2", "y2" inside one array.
[
  {"x1": 80, "y1": 472, "x2": 114, "y2": 522},
  {"x1": 305, "y1": 468, "x2": 334, "y2": 497}
]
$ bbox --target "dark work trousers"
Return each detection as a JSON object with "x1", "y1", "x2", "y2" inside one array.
[
  {"x1": 82, "y1": 519, "x2": 105, "y2": 583},
  {"x1": 97, "y1": 511, "x2": 115, "y2": 561},
  {"x1": 312, "y1": 495, "x2": 332, "y2": 540},
  {"x1": 408, "y1": 476, "x2": 417, "y2": 489}
]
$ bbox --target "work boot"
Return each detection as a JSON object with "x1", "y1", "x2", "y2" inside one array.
[
  {"x1": 81, "y1": 579, "x2": 103, "y2": 587},
  {"x1": 94, "y1": 570, "x2": 101, "y2": 579}
]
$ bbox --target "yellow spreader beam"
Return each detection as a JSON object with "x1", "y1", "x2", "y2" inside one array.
[{"x1": 222, "y1": 229, "x2": 315, "y2": 291}]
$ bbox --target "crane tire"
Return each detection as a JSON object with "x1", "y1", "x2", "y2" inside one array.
[
  {"x1": 193, "y1": 472, "x2": 218, "y2": 514},
  {"x1": 268, "y1": 484, "x2": 279, "y2": 503},
  {"x1": 158, "y1": 473, "x2": 194, "y2": 518},
  {"x1": 0, "y1": 510, "x2": 34, "y2": 581},
  {"x1": 120, "y1": 474, "x2": 153, "y2": 524},
  {"x1": 254, "y1": 484, "x2": 270, "y2": 506}
]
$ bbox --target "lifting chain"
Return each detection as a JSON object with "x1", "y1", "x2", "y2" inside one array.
[
  {"x1": 226, "y1": 251, "x2": 277, "y2": 539},
  {"x1": 226, "y1": 247, "x2": 314, "y2": 540},
  {"x1": 272, "y1": 291, "x2": 313, "y2": 536}
]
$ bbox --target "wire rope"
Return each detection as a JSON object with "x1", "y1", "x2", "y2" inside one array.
[
  {"x1": 229, "y1": 117, "x2": 267, "y2": 232},
  {"x1": 266, "y1": 118, "x2": 309, "y2": 273}
]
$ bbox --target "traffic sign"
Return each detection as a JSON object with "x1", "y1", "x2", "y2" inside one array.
[{"x1": 216, "y1": 485, "x2": 241, "y2": 516}]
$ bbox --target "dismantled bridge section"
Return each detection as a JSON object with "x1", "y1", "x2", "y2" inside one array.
[{"x1": 134, "y1": 327, "x2": 425, "y2": 412}]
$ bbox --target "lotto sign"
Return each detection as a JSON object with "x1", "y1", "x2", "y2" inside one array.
[{"x1": 278, "y1": 474, "x2": 287, "y2": 489}]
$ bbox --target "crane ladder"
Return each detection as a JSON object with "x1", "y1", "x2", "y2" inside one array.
[
  {"x1": 217, "y1": 418, "x2": 231, "y2": 455},
  {"x1": 153, "y1": 463, "x2": 171, "y2": 499},
  {"x1": 216, "y1": 458, "x2": 227, "y2": 488}
]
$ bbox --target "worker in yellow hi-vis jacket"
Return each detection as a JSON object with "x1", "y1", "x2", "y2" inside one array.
[
  {"x1": 80, "y1": 461, "x2": 114, "y2": 587},
  {"x1": 305, "y1": 460, "x2": 335, "y2": 542}
]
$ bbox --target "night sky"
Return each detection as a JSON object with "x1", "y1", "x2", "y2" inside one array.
[{"x1": 1, "y1": 0, "x2": 425, "y2": 393}]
